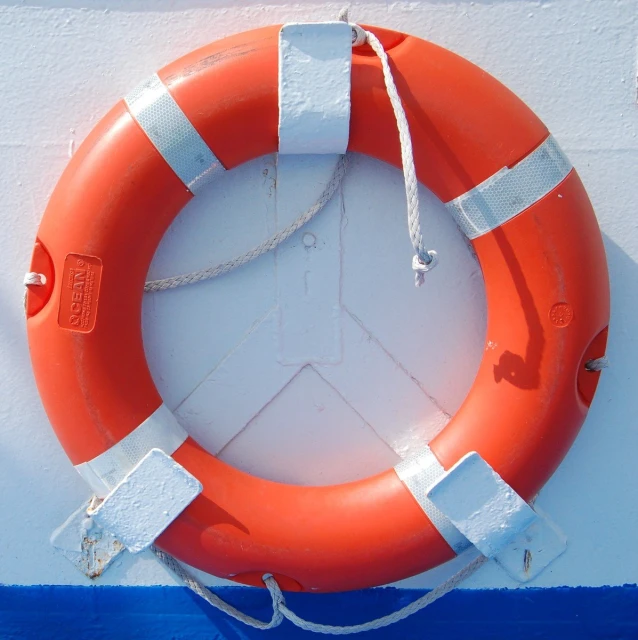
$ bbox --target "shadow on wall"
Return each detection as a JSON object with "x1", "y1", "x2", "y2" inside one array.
[{"x1": 598, "y1": 233, "x2": 636, "y2": 390}]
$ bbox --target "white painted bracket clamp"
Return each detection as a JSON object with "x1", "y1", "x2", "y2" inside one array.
[
  {"x1": 51, "y1": 449, "x2": 202, "y2": 577},
  {"x1": 278, "y1": 22, "x2": 353, "y2": 154},
  {"x1": 91, "y1": 448, "x2": 202, "y2": 554},
  {"x1": 427, "y1": 452, "x2": 567, "y2": 582}
]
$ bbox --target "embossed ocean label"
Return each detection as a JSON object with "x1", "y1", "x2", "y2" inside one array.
[{"x1": 58, "y1": 253, "x2": 103, "y2": 332}]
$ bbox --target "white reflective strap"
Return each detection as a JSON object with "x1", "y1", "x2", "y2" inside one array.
[
  {"x1": 75, "y1": 404, "x2": 188, "y2": 497},
  {"x1": 394, "y1": 447, "x2": 471, "y2": 554},
  {"x1": 446, "y1": 136, "x2": 572, "y2": 239},
  {"x1": 278, "y1": 22, "x2": 352, "y2": 154},
  {"x1": 124, "y1": 74, "x2": 225, "y2": 193}
]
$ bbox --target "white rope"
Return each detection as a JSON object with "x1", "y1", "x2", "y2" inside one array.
[
  {"x1": 23, "y1": 272, "x2": 46, "y2": 309},
  {"x1": 24, "y1": 272, "x2": 45, "y2": 286},
  {"x1": 337, "y1": 7, "x2": 350, "y2": 23},
  {"x1": 153, "y1": 544, "x2": 487, "y2": 634},
  {"x1": 585, "y1": 357, "x2": 609, "y2": 372},
  {"x1": 151, "y1": 547, "x2": 285, "y2": 630},
  {"x1": 353, "y1": 25, "x2": 436, "y2": 286},
  {"x1": 144, "y1": 155, "x2": 349, "y2": 292},
  {"x1": 144, "y1": 21, "x2": 435, "y2": 293}
]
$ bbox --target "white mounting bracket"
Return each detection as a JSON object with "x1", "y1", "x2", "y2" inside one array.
[
  {"x1": 427, "y1": 452, "x2": 567, "y2": 582},
  {"x1": 51, "y1": 448, "x2": 202, "y2": 578}
]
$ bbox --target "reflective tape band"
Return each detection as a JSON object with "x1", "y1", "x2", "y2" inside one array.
[
  {"x1": 278, "y1": 22, "x2": 352, "y2": 154},
  {"x1": 394, "y1": 447, "x2": 471, "y2": 554},
  {"x1": 75, "y1": 404, "x2": 188, "y2": 497},
  {"x1": 124, "y1": 74, "x2": 225, "y2": 193},
  {"x1": 446, "y1": 136, "x2": 572, "y2": 239}
]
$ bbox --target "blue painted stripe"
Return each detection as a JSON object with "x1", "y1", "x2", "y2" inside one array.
[{"x1": 1, "y1": 585, "x2": 637, "y2": 639}]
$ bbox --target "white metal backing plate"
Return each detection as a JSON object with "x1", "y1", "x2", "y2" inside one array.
[{"x1": 50, "y1": 500, "x2": 125, "y2": 579}]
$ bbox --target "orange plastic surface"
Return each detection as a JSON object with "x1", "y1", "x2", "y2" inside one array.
[{"x1": 26, "y1": 25, "x2": 610, "y2": 592}]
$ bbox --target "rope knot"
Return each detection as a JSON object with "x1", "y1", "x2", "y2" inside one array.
[{"x1": 412, "y1": 251, "x2": 438, "y2": 287}]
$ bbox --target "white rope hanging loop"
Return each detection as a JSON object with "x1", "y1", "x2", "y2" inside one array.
[
  {"x1": 153, "y1": 545, "x2": 487, "y2": 635},
  {"x1": 144, "y1": 23, "x2": 435, "y2": 292}
]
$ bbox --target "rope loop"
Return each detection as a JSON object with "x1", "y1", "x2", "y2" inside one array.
[
  {"x1": 144, "y1": 155, "x2": 349, "y2": 292},
  {"x1": 151, "y1": 547, "x2": 285, "y2": 630},
  {"x1": 153, "y1": 544, "x2": 487, "y2": 635},
  {"x1": 24, "y1": 272, "x2": 46, "y2": 286}
]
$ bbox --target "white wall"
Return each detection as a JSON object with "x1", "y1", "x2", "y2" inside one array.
[{"x1": 1, "y1": 0, "x2": 637, "y2": 589}]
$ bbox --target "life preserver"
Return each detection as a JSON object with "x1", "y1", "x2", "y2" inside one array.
[{"x1": 26, "y1": 24, "x2": 609, "y2": 593}]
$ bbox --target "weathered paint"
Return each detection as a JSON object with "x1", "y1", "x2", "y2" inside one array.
[{"x1": 50, "y1": 501, "x2": 125, "y2": 579}]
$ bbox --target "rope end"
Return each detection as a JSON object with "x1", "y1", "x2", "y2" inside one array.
[
  {"x1": 337, "y1": 6, "x2": 349, "y2": 22},
  {"x1": 412, "y1": 251, "x2": 438, "y2": 287},
  {"x1": 337, "y1": 6, "x2": 367, "y2": 47},
  {"x1": 585, "y1": 356, "x2": 609, "y2": 372}
]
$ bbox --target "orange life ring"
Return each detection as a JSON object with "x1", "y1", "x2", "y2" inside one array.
[{"x1": 26, "y1": 24, "x2": 609, "y2": 592}]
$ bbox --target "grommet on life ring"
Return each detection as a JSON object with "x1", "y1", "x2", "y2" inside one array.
[{"x1": 26, "y1": 24, "x2": 609, "y2": 592}]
